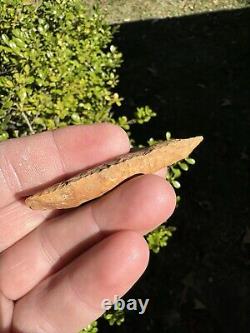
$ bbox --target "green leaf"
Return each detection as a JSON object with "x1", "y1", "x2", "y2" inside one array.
[
  {"x1": 17, "y1": 87, "x2": 27, "y2": 103},
  {"x1": 0, "y1": 132, "x2": 9, "y2": 141},
  {"x1": 166, "y1": 131, "x2": 171, "y2": 140},
  {"x1": 185, "y1": 157, "x2": 196, "y2": 165},
  {"x1": 71, "y1": 112, "x2": 81, "y2": 123},
  {"x1": 172, "y1": 180, "x2": 181, "y2": 189},
  {"x1": 178, "y1": 162, "x2": 189, "y2": 171},
  {"x1": 12, "y1": 37, "x2": 26, "y2": 48},
  {"x1": 0, "y1": 77, "x2": 11, "y2": 88},
  {"x1": 1, "y1": 34, "x2": 9, "y2": 44},
  {"x1": 170, "y1": 167, "x2": 181, "y2": 179}
]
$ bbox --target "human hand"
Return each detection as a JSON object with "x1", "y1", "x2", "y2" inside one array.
[{"x1": 0, "y1": 123, "x2": 176, "y2": 333}]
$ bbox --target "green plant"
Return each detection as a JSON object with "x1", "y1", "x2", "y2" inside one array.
[
  {"x1": 103, "y1": 309, "x2": 125, "y2": 326},
  {"x1": 0, "y1": 0, "x2": 156, "y2": 140},
  {"x1": 0, "y1": 1, "x2": 198, "y2": 332},
  {"x1": 0, "y1": 0, "x2": 120, "y2": 137},
  {"x1": 79, "y1": 321, "x2": 98, "y2": 333},
  {"x1": 147, "y1": 225, "x2": 176, "y2": 254},
  {"x1": 164, "y1": 132, "x2": 196, "y2": 190},
  {"x1": 0, "y1": 0, "x2": 154, "y2": 140}
]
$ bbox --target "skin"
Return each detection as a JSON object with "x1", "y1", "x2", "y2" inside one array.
[{"x1": 0, "y1": 123, "x2": 176, "y2": 333}]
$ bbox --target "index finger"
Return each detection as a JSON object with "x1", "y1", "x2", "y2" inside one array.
[
  {"x1": 0, "y1": 123, "x2": 130, "y2": 251},
  {"x1": 0, "y1": 123, "x2": 130, "y2": 208}
]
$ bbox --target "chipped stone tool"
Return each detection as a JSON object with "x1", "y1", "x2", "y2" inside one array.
[{"x1": 25, "y1": 136, "x2": 203, "y2": 210}]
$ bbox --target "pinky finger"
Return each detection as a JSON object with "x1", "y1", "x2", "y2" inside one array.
[{"x1": 12, "y1": 231, "x2": 149, "y2": 333}]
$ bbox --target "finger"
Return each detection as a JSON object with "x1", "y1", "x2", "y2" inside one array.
[
  {"x1": 0, "y1": 166, "x2": 167, "y2": 253},
  {"x1": 154, "y1": 167, "x2": 168, "y2": 178},
  {"x1": 0, "y1": 124, "x2": 130, "y2": 251},
  {"x1": 0, "y1": 200, "x2": 56, "y2": 253},
  {"x1": 13, "y1": 231, "x2": 149, "y2": 333},
  {"x1": 0, "y1": 174, "x2": 175, "y2": 300},
  {"x1": 0, "y1": 292, "x2": 13, "y2": 333},
  {"x1": 0, "y1": 123, "x2": 130, "y2": 207}
]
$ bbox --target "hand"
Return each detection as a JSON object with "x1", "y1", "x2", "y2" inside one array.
[{"x1": 0, "y1": 123, "x2": 176, "y2": 333}]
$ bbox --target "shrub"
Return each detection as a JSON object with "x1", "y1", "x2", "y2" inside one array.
[
  {"x1": 0, "y1": 1, "x2": 196, "y2": 332},
  {"x1": 0, "y1": 0, "x2": 156, "y2": 139}
]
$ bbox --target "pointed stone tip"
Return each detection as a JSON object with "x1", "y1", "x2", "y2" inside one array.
[
  {"x1": 176, "y1": 136, "x2": 203, "y2": 156},
  {"x1": 197, "y1": 135, "x2": 204, "y2": 142},
  {"x1": 187, "y1": 136, "x2": 204, "y2": 152},
  {"x1": 193, "y1": 135, "x2": 204, "y2": 146}
]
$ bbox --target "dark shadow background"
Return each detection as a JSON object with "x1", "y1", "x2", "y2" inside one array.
[{"x1": 100, "y1": 7, "x2": 250, "y2": 333}]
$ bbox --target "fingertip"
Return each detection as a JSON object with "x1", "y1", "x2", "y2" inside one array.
[
  {"x1": 125, "y1": 174, "x2": 176, "y2": 227},
  {"x1": 154, "y1": 176, "x2": 176, "y2": 221},
  {"x1": 69, "y1": 231, "x2": 150, "y2": 310},
  {"x1": 115, "y1": 230, "x2": 150, "y2": 274},
  {"x1": 91, "y1": 231, "x2": 150, "y2": 291},
  {"x1": 154, "y1": 167, "x2": 168, "y2": 178},
  {"x1": 100, "y1": 122, "x2": 130, "y2": 154}
]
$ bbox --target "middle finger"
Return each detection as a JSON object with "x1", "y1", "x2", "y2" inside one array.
[{"x1": 0, "y1": 173, "x2": 175, "y2": 300}]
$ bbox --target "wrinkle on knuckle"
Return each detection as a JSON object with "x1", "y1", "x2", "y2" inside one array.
[
  {"x1": 66, "y1": 273, "x2": 101, "y2": 313},
  {"x1": 89, "y1": 204, "x2": 102, "y2": 234},
  {"x1": 38, "y1": 227, "x2": 61, "y2": 267},
  {"x1": 0, "y1": 150, "x2": 22, "y2": 194},
  {"x1": 51, "y1": 130, "x2": 66, "y2": 175},
  {"x1": 36, "y1": 316, "x2": 58, "y2": 333}
]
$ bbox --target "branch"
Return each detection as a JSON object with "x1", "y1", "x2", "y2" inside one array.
[{"x1": 21, "y1": 112, "x2": 35, "y2": 135}]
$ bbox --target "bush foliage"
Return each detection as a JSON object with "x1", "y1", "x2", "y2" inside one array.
[{"x1": 0, "y1": 0, "x2": 156, "y2": 140}]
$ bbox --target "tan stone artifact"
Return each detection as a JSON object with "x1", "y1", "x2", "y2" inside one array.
[{"x1": 25, "y1": 136, "x2": 203, "y2": 210}]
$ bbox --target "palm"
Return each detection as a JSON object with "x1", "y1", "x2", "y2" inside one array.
[{"x1": 0, "y1": 124, "x2": 175, "y2": 333}]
